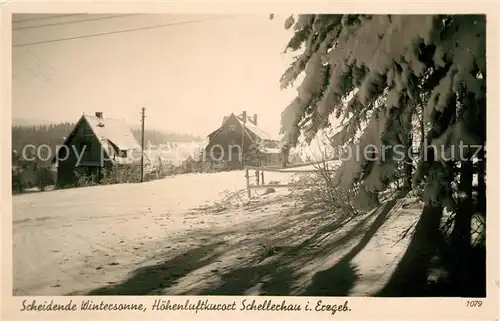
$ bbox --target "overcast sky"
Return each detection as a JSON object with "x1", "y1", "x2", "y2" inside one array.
[{"x1": 12, "y1": 14, "x2": 298, "y2": 137}]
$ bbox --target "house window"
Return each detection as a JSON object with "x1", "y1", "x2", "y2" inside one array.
[
  {"x1": 228, "y1": 125, "x2": 236, "y2": 132},
  {"x1": 119, "y1": 150, "x2": 128, "y2": 158}
]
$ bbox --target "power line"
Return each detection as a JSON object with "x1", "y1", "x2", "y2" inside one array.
[
  {"x1": 13, "y1": 15, "x2": 239, "y2": 48},
  {"x1": 13, "y1": 14, "x2": 86, "y2": 24},
  {"x1": 13, "y1": 14, "x2": 139, "y2": 31},
  {"x1": 23, "y1": 47, "x2": 56, "y2": 70}
]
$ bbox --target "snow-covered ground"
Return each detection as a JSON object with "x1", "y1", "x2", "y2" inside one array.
[{"x1": 12, "y1": 169, "x2": 422, "y2": 296}]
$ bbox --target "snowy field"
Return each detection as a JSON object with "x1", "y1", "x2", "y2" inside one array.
[{"x1": 12, "y1": 169, "x2": 422, "y2": 296}]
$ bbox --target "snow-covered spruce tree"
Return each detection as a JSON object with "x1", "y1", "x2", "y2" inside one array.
[
  {"x1": 278, "y1": 14, "x2": 485, "y2": 295},
  {"x1": 245, "y1": 142, "x2": 264, "y2": 166}
]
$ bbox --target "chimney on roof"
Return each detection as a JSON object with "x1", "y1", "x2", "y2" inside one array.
[
  {"x1": 241, "y1": 111, "x2": 247, "y2": 123},
  {"x1": 95, "y1": 112, "x2": 104, "y2": 127},
  {"x1": 253, "y1": 114, "x2": 258, "y2": 125}
]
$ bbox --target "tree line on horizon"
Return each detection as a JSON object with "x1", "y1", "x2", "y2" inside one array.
[{"x1": 11, "y1": 122, "x2": 203, "y2": 164}]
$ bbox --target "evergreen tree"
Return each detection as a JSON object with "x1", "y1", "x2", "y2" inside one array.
[
  {"x1": 278, "y1": 14, "x2": 486, "y2": 296},
  {"x1": 246, "y1": 142, "x2": 264, "y2": 166}
]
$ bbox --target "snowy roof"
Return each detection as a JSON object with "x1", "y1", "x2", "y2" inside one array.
[
  {"x1": 208, "y1": 113, "x2": 282, "y2": 144},
  {"x1": 83, "y1": 114, "x2": 142, "y2": 152},
  {"x1": 52, "y1": 114, "x2": 146, "y2": 166},
  {"x1": 260, "y1": 147, "x2": 281, "y2": 154},
  {"x1": 221, "y1": 113, "x2": 280, "y2": 141},
  {"x1": 236, "y1": 117, "x2": 281, "y2": 141}
]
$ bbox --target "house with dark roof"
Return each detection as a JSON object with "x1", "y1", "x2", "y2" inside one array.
[
  {"x1": 205, "y1": 111, "x2": 294, "y2": 169},
  {"x1": 53, "y1": 112, "x2": 147, "y2": 188}
]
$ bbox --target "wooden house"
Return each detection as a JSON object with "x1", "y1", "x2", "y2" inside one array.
[
  {"x1": 205, "y1": 111, "x2": 286, "y2": 169},
  {"x1": 53, "y1": 112, "x2": 146, "y2": 188}
]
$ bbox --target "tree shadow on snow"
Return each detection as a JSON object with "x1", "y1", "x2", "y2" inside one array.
[
  {"x1": 200, "y1": 200, "x2": 398, "y2": 296},
  {"x1": 83, "y1": 199, "x2": 401, "y2": 296},
  {"x1": 303, "y1": 199, "x2": 397, "y2": 296},
  {"x1": 376, "y1": 203, "x2": 486, "y2": 297},
  {"x1": 85, "y1": 242, "x2": 224, "y2": 295},
  {"x1": 199, "y1": 263, "x2": 297, "y2": 296}
]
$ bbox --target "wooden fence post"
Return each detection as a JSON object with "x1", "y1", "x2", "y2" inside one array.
[
  {"x1": 255, "y1": 169, "x2": 259, "y2": 186},
  {"x1": 261, "y1": 168, "x2": 265, "y2": 185},
  {"x1": 245, "y1": 168, "x2": 251, "y2": 199}
]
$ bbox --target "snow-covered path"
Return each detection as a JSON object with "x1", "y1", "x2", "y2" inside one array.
[
  {"x1": 12, "y1": 170, "x2": 293, "y2": 295},
  {"x1": 13, "y1": 169, "x2": 421, "y2": 296}
]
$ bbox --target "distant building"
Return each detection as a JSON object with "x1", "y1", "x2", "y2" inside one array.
[
  {"x1": 205, "y1": 111, "x2": 300, "y2": 169},
  {"x1": 52, "y1": 112, "x2": 147, "y2": 188}
]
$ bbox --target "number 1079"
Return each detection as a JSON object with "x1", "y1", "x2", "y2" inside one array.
[{"x1": 466, "y1": 300, "x2": 483, "y2": 307}]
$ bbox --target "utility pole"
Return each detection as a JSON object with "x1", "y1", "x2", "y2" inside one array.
[
  {"x1": 241, "y1": 122, "x2": 245, "y2": 164},
  {"x1": 140, "y1": 107, "x2": 146, "y2": 183},
  {"x1": 241, "y1": 111, "x2": 246, "y2": 164}
]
